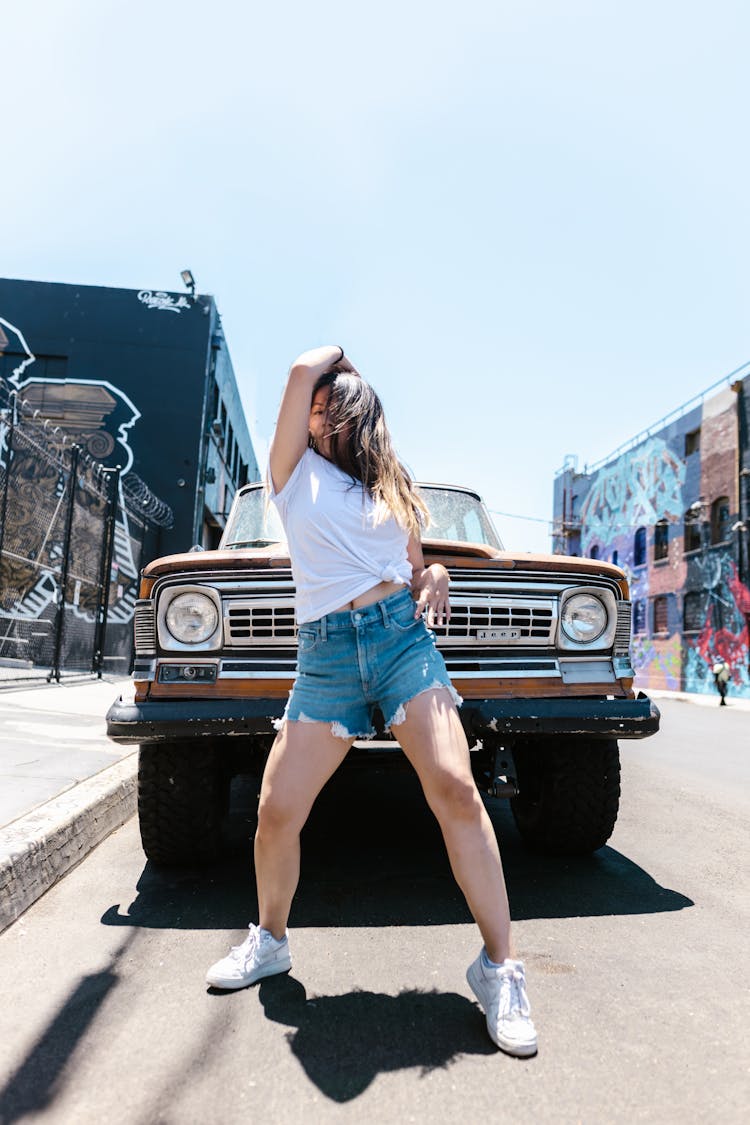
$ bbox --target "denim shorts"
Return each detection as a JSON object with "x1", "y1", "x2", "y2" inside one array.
[{"x1": 279, "y1": 587, "x2": 462, "y2": 739}]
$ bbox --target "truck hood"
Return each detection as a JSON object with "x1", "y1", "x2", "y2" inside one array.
[{"x1": 142, "y1": 540, "x2": 626, "y2": 581}]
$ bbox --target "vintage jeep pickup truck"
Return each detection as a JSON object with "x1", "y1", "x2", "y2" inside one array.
[{"x1": 107, "y1": 482, "x2": 659, "y2": 865}]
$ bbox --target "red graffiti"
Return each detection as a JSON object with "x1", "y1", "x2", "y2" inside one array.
[
  {"x1": 728, "y1": 562, "x2": 750, "y2": 614},
  {"x1": 693, "y1": 570, "x2": 750, "y2": 684}
]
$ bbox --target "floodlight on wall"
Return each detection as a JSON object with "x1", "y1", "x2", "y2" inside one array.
[
  {"x1": 732, "y1": 521, "x2": 747, "y2": 533},
  {"x1": 180, "y1": 269, "x2": 196, "y2": 300}
]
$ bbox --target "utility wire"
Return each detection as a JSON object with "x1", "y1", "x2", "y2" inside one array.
[{"x1": 488, "y1": 508, "x2": 551, "y2": 525}]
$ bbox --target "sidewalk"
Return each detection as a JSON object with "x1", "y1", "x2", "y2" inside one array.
[
  {"x1": 647, "y1": 687, "x2": 750, "y2": 711},
  {"x1": 0, "y1": 676, "x2": 137, "y2": 932}
]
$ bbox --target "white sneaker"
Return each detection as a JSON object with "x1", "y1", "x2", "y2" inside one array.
[
  {"x1": 206, "y1": 924, "x2": 291, "y2": 990},
  {"x1": 466, "y1": 952, "x2": 538, "y2": 1057}
]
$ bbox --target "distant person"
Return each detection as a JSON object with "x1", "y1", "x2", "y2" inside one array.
[
  {"x1": 206, "y1": 345, "x2": 537, "y2": 1057},
  {"x1": 712, "y1": 658, "x2": 730, "y2": 706}
]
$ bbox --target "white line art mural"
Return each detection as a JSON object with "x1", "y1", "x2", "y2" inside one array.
[
  {"x1": 0, "y1": 313, "x2": 166, "y2": 663},
  {"x1": 579, "y1": 436, "x2": 686, "y2": 554}
]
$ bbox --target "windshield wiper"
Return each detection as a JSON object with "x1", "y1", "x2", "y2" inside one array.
[{"x1": 224, "y1": 538, "x2": 284, "y2": 549}]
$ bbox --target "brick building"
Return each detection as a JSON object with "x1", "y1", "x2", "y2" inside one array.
[{"x1": 552, "y1": 368, "x2": 750, "y2": 698}]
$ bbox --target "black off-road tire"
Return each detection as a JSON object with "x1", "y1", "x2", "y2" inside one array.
[
  {"x1": 137, "y1": 742, "x2": 230, "y2": 866},
  {"x1": 510, "y1": 738, "x2": 621, "y2": 855}
]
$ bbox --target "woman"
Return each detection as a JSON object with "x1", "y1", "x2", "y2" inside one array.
[{"x1": 206, "y1": 345, "x2": 537, "y2": 1057}]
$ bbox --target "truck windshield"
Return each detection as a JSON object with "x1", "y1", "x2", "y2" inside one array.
[
  {"x1": 221, "y1": 483, "x2": 502, "y2": 549},
  {"x1": 221, "y1": 486, "x2": 285, "y2": 549},
  {"x1": 417, "y1": 486, "x2": 502, "y2": 548}
]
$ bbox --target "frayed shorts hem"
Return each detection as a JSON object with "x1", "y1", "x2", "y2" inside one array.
[{"x1": 272, "y1": 680, "x2": 463, "y2": 742}]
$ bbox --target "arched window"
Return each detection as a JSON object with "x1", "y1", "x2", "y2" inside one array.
[
  {"x1": 683, "y1": 591, "x2": 705, "y2": 633},
  {"x1": 654, "y1": 520, "x2": 669, "y2": 562},
  {"x1": 611, "y1": 549, "x2": 619, "y2": 567},
  {"x1": 589, "y1": 544, "x2": 600, "y2": 560},
  {"x1": 633, "y1": 527, "x2": 647, "y2": 567},
  {"x1": 684, "y1": 509, "x2": 702, "y2": 553},
  {"x1": 633, "y1": 600, "x2": 646, "y2": 634},
  {"x1": 653, "y1": 595, "x2": 669, "y2": 634},
  {"x1": 711, "y1": 496, "x2": 731, "y2": 545}
]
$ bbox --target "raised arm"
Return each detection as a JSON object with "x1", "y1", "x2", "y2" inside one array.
[{"x1": 268, "y1": 345, "x2": 352, "y2": 493}]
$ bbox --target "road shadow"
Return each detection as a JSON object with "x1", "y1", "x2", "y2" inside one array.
[
  {"x1": 0, "y1": 934, "x2": 135, "y2": 1125},
  {"x1": 101, "y1": 767, "x2": 693, "y2": 932},
  {"x1": 251, "y1": 973, "x2": 498, "y2": 1101}
]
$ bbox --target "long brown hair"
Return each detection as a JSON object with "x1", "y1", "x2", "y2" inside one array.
[{"x1": 311, "y1": 370, "x2": 429, "y2": 536}]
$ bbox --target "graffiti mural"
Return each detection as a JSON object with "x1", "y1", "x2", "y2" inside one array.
[
  {"x1": 579, "y1": 436, "x2": 686, "y2": 556},
  {"x1": 0, "y1": 316, "x2": 144, "y2": 628},
  {"x1": 1, "y1": 312, "x2": 172, "y2": 673},
  {"x1": 683, "y1": 559, "x2": 750, "y2": 695},
  {"x1": 554, "y1": 383, "x2": 750, "y2": 700}
]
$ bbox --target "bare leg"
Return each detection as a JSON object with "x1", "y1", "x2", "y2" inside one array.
[
  {"x1": 255, "y1": 720, "x2": 353, "y2": 940},
  {"x1": 392, "y1": 689, "x2": 512, "y2": 963}
]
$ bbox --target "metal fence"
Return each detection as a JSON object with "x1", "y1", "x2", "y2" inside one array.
[{"x1": 0, "y1": 387, "x2": 172, "y2": 682}]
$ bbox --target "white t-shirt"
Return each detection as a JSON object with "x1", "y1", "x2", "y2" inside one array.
[{"x1": 270, "y1": 448, "x2": 413, "y2": 624}]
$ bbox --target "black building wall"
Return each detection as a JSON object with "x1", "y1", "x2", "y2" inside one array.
[{"x1": 0, "y1": 277, "x2": 258, "y2": 557}]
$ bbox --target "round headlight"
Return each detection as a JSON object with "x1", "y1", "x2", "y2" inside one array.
[
  {"x1": 561, "y1": 593, "x2": 607, "y2": 644},
  {"x1": 165, "y1": 592, "x2": 219, "y2": 644}
]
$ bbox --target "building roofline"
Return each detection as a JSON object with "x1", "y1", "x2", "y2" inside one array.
[
  {"x1": 0, "y1": 275, "x2": 214, "y2": 301},
  {"x1": 555, "y1": 359, "x2": 750, "y2": 479}
]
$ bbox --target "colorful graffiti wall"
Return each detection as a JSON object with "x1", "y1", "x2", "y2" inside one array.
[{"x1": 553, "y1": 381, "x2": 750, "y2": 699}]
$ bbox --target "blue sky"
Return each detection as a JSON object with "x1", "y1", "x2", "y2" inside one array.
[{"x1": 3, "y1": 1, "x2": 749, "y2": 552}]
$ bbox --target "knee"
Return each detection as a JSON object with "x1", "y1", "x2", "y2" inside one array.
[
  {"x1": 428, "y1": 772, "x2": 482, "y2": 823},
  {"x1": 257, "y1": 791, "x2": 302, "y2": 839}
]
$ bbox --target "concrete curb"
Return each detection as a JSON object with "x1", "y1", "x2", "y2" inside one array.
[{"x1": 0, "y1": 752, "x2": 138, "y2": 933}]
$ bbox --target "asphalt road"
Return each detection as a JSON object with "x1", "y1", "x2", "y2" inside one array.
[{"x1": 0, "y1": 699, "x2": 748, "y2": 1124}]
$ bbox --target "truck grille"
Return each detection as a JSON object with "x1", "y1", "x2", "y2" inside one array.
[
  {"x1": 222, "y1": 594, "x2": 556, "y2": 647},
  {"x1": 225, "y1": 600, "x2": 297, "y2": 645},
  {"x1": 441, "y1": 652, "x2": 559, "y2": 675},
  {"x1": 149, "y1": 568, "x2": 632, "y2": 681},
  {"x1": 431, "y1": 598, "x2": 556, "y2": 645},
  {"x1": 614, "y1": 600, "x2": 632, "y2": 655},
  {"x1": 134, "y1": 600, "x2": 156, "y2": 654}
]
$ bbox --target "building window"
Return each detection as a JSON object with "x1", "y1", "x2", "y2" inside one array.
[
  {"x1": 685, "y1": 427, "x2": 701, "y2": 455},
  {"x1": 634, "y1": 527, "x2": 647, "y2": 567},
  {"x1": 711, "y1": 496, "x2": 731, "y2": 544},
  {"x1": 653, "y1": 595, "x2": 669, "y2": 634},
  {"x1": 683, "y1": 591, "x2": 705, "y2": 633},
  {"x1": 611, "y1": 549, "x2": 619, "y2": 566},
  {"x1": 684, "y1": 510, "x2": 702, "y2": 553},
  {"x1": 654, "y1": 520, "x2": 669, "y2": 561},
  {"x1": 590, "y1": 544, "x2": 599, "y2": 560},
  {"x1": 633, "y1": 600, "x2": 646, "y2": 634}
]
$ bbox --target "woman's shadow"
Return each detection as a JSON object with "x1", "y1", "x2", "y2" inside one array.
[{"x1": 251, "y1": 972, "x2": 497, "y2": 1101}]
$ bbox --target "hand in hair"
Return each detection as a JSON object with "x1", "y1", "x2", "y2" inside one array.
[
  {"x1": 270, "y1": 346, "x2": 361, "y2": 494},
  {"x1": 289, "y1": 345, "x2": 350, "y2": 377},
  {"x1": 332, "y1": 352, "x2": 361, "y2": 377}
]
